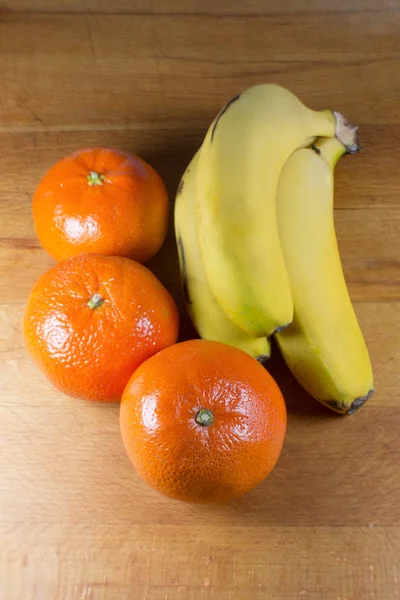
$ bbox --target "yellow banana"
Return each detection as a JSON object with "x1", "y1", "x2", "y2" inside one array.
[
  {"x1": 275, "y1": 135, "x2": 374, "y2": 415},
  {"x1": 196, "y1": 84, "x2": 347, "y2": 337},
  {"x1": 175, "y1": 151, "x2": 271, "y2": 360}
]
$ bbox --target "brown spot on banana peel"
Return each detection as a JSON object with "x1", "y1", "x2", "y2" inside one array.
[
  {"x1": 310, "y1": 144, "x2": 321, "y2": 155},
  {"x1": 176, "y1": 235, "x2": 192, "y2": 305},
  {"x1": 325, "y1": 399, "x2": 352, "y2": 414},
  {"x1": 176, "y1": 178, "x2": 185, "y2": 197},
  {"x1": 211, "y1": 94, "x2": 241, "y2": 141},
  {"x1": 333, "y1": 111, "x2": 361, "y2": 154}
]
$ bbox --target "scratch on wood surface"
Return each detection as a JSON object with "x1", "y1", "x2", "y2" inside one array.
[
  {"x1": 149, "y1": 0, "x2": 168, "y2": 118},
  {"x1": 85, "y1": 14, "x2": 97, "y2": 62},
  {"x1": 80, "y1": 586, "x2": 92, "y2": 599},
  {"x1": 17, "y1": 96, "x2": 46, "y2": 128}
]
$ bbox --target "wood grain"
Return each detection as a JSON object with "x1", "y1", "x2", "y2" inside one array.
[
  {"x1": 2, "y1": 206, "x2": 400, "y2": 303},
  {"x1": 0, "y1": 125, "x2": 399, "y2": 208},
  {"x1": 2, "y1": 524, "x2": 400, "y2": 600},
  {"x1": 2, "y1": 0, "x2": 398, "y2": 14},
  {"x1": 1, "y1": 1, "x2": 399, "y2": 599},
  {"x1": 1, "y1": 12, "x2": 400, "y2": 131}
]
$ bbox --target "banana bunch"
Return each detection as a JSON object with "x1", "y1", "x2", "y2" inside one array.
[{"x1": 174, "y1": 83, "x2": 374, "y2": 414}]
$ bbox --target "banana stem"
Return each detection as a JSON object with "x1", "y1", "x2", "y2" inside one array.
[
  {"x1": 313, "y1": 137, "x2": 346, "y2": 170},
  {"x1": 309, "y1": 110, "x2": 360, "y2": 155},
  {"x1": 310, "y1": 109, "x2": 337, "y2": 138},
  {"x1": 333, "y1": 112, "x2": 360, "y2": 154}
]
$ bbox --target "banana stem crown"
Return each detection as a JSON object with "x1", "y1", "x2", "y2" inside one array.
[{"x1": 333, "y1": 112, "x2": 360, "y2": 154}]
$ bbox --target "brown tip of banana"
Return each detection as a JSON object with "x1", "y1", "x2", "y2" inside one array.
[
  {"x1": 348, "y1": 389, "x2": 374, "y2": 415},
  {"x1": 325, "y1": 388, "x2": 374, "y2": 415},
  {"x1": 333, "y1": 111, "x2": 361, "y2": 154}
]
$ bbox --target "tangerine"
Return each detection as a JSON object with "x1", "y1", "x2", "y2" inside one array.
[
  {"x1": 33, "y1": 147, "x2": 169, "y2": 263},
  {"x1": 24, "y1": 253, "x2": 179, "y2": 401},
  {"x1": 120, "y1": 340, "x2": 286, "y2": 503}
]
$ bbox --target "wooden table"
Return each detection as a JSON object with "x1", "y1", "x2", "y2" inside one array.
[{"x1": 1, "y1": 2, "x2": 399, "y2": 599}]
